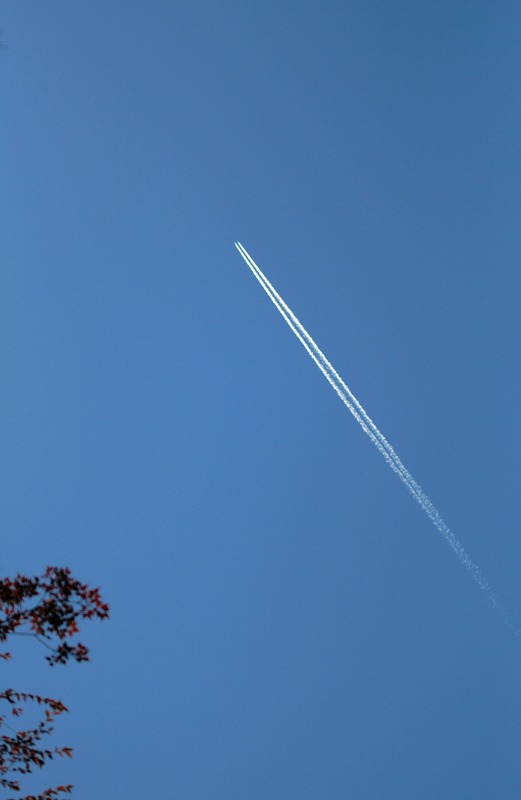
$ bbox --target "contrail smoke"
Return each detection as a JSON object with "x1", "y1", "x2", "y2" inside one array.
[{"x1": 235, "y1": 241, "x2": 517, "y2": 631}]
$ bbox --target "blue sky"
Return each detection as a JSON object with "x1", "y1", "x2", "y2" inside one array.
[{"x1": 2, "y1": 2, "x2": 521, "y2": 798}]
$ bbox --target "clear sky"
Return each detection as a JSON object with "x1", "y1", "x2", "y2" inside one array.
[{"x1": 2, "y1": 2, "x2": 521, "y2": 798}]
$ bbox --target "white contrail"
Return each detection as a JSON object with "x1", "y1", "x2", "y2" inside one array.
[
  {"x1": 237, "y1": 244, "x2": 429, "y2": 493},
  {"x1": 235, "y1": 241, "x2": 516, "y2": 629},
  {"x1": 236, "y1": 241, "x2": 465, "y2": 550}
]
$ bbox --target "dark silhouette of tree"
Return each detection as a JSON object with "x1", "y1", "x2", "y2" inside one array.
[{"x1": 0, "y1": 567, "x2": 109, "y2": 799}]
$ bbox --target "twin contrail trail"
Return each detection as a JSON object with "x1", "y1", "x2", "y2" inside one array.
[{"x1": 235, "y1": 240, "x2": 516, "y2": 631}]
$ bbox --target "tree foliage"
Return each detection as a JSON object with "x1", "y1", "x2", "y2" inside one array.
[{"x1": 0, "y1": 567, "x2": 109, "y2": 799}]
